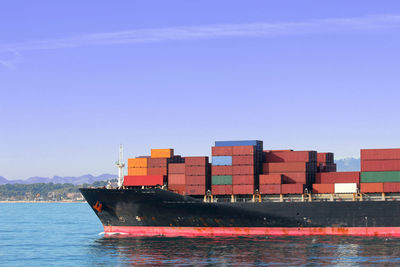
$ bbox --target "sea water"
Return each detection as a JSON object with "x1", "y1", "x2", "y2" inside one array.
[{"x1": 1, "y1": 203, "x2": 400, "y2": 266}]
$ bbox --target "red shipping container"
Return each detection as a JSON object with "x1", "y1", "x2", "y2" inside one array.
[
  {"x1": 361, "y1": 148, "x2": 400, "y2": 161},
  {"x1": 280, "y1": 172, "x2": 309, "y2": 184},
  {"x1": 212, "y1": 185, "x2": 233, "y2": 195},
  {"x1": 360, "y1": 183, "x2": 384, "y2": 193},
  {"x1": 212, "y1": 166, "x2": 233, "y2": 175},
  {"x1": 263, "y1": 162, "x2": 314, "y2": 173},
  {"x1": 315, "y1": 172, "x2": 360, "y2": 184},
  {"x1": 312, "y1": 184, "x2": 334, "y2": 194},
  {"x1": 186, "y1": 185, "x2": 206, "y2": 195},
  {"x1": 184, "y1": 156, "x2": 208, "y2": 166},
  {"x1": 232, "y1": 146, "x2": 255, "y2": 155},
  {"x1": 361, "y1": 159, "x2": 400, "y2": 172},
  {"x1": 148, "y1": 158, "x2": 169, "y2": 168},
  {"x1": 147, "y1": 167, "x2": 167, "y2": 176},
  {"x1": 259, "y1": 174, "x2": 282, "y2": 185},
  {"x1": 168, "y1": 184, "x2": 186, "y2": 195},
  {"x1": 233, "y1": 165, "x2": 254, "y2": 175},
  {"x1": 383, "y1": 183, "x2": 400, "y2": 193},
  {"x1": 233, "y1": 185, "x2": 254, "y2": 195},
  {"x1": 186, "y1": 175, "x2": 207, "y2": 185},
  {"x1": 212, "y1": 146, "x2": 233, "y2": 156},
  {"x1": 123, "y1": 175, "x2": 164, "y2": 186},
  {"x1": 259, "y1": 184, "x2": 281, "y2": 194},
  {"x1": 265, "y1": 151, "x2": 316, "y2": 163},
  {"x1": 233, "y1": 175, "x2": 254, "y2": 185},
  {"x1": 232, "y1": 155, "x2": 255, "y2": 165},
  {"x1": 317, "y1": 153, "x2": 334, "y2": 164},
  {"x1": 185, "y1": 166, "x2": 207, "y2": 176},
  {"x1": 168, "y1": 163, "x2": 185, "y2": 174},
  {"x1": 281, "y1": 184, "x2": 305, "y2": 194},
  {"x1": 168, "y1": 174, "x2": 186, "y2": 184}
]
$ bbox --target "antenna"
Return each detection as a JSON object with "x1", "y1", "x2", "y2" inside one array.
[{"x1": 116, "y1": 144, "x2": 125, "y2": 188}]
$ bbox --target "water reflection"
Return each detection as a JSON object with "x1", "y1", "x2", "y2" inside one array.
[{"x1": 91, "y1": 235, "x2": 400, "y2": 266}]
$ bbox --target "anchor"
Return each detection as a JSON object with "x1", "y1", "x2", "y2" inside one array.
[{"x1": 93, "y1": 201, "x2": 103, "y2": 213}]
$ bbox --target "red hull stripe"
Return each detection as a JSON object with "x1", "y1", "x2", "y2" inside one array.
[{"x1": 104, "y1": 226, "x2": 400, "y2": 237}]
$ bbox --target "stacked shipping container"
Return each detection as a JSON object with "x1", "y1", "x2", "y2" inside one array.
[
  {"x1": 313, "y1": 172, "x2": 360, "y2": 194},
  {"x1": 211, "y1": 140, "x2": 263, "y2": 195},
  {"x1": 260, "y1": 150, "x2": 316, "y2": 194},
  {"x1": 360, "y1": 149, "x2": 400, "y2": 193},
  {"x1": 317, "y1": 153, "x2": 336, "y2": 172}
]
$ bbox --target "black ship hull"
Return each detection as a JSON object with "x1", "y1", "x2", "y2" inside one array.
[{"x1": 80, "y1": 188, "x2": 400, "y2": 237}]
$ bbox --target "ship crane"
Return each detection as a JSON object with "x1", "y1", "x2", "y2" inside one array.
[{"x1": 115, "y1": 144, "x2": 125, "y2": 188}]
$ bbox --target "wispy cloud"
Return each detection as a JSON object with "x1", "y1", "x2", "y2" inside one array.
[
  {"x1": 0, "y1": 50, "x2": 22, "y2": 70},
  {"x1": 0, "y1": 14, "x2": 400, "y2": 53}
]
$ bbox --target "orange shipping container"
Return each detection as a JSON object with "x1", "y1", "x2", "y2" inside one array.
[
  {"x1": 168, "y1": 174, "x2": 186, "y2": 184},
  {"x1": 212, "y1": 166, "x2": 233, "y2": 175},
  {"x1": 212, "y1": 146, "x2": 233, "y2": 156},
  {"x1": 128, "y1": 158, "x2": 148, "y2": 168},
  {"x1": 233, "y1": 165, "x2": 254, "y2": 175},
  {"x1": 168, "y1": 163, "x2": 185, "y2": 174},
  {"x1": 232, "y1": 146, "x2": 255, "y2": 156},
  {"x1": 259, "y1": 174, "x2": 282, "y2": 185},
  {"x1": 151, "y1": 148, "x2": 174, "y2": 158},
  {"x1": 128, "y1": 167, "x2": 148, "y2": 176},
  {"x1": 360, "y1": 183, "x2": 384, "y2": 193},
  {"x1": 232, "y1": 175, "x2": 254, "y2": 185},
  {"x1": 147, "y1": 167, "x2": 167, "y2": 176},
  {"x1": 312, "y1": 184, "x2": 334, "y2": 194}
]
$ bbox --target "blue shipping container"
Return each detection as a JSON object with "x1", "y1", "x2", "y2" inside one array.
[
  {"x1": 212, "y1": 156, "x2": 232, "y2": 166},
  {"x1": 215, "y1": 140, "x2": 263, "y2": 148}
]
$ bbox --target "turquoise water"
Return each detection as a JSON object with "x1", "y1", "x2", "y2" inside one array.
[{"x1": 1, "y1": 203, "x2": 400, "y2": 266}]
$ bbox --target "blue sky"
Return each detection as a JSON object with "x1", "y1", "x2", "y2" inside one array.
[{"x1": 1, "y1": 1, "x2": 400, "y2": 179}]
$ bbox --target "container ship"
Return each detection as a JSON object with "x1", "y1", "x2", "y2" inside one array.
[{"x1": 80, "y1": 140, "x2": 400, "y2": 237}]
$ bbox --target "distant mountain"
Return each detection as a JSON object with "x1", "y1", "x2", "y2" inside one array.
[
  {"x1": 335, "y1": 158, "x2": 360, "y2": 172},
  {"x1": 0, "y1": 174, "x2": 117, "y2": 185}
]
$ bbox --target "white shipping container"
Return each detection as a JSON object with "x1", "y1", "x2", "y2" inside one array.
[{"x1": 334, "y1": 183, "x2": 357, "y2": 194}]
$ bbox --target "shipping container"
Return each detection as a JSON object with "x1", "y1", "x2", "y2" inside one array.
[
  {"x1": 317, "y1": 152, "x2": 334, "y2": 164},
  {"x1": 232, "y1": 146, "x2": 255, "y2": 156},
  {"x1": 186, "y1": 175, "x2": 207, "y2": 185},
  {"x1": 186, "y1": 185, "x2": 206, "y2": 195},
  {"x1": 233, "y1": 185, "x2": 254, "y2": 195},
  {"x1": 360, "y1": 183, "x2": 384, "y2": 193},
  {"x1": 211, "y1": 185, "x2": 233, "y2": 195},
  {"x1": 215, "y1": 140, "x2": 262, "y2": 148},
  {"x1": 259, "y1": 184, "x2": 281, "y2": 194},
  {"x1": 127, "y1": 167, "x2": 148, "y2": 176},
  {"x1": 185, "y1": 166, "x2": 208, "y2": 176},
  {"x1": 212, "y1": 146, "x2": 233, "y2": 156},
  {"x1": 232, "y1": 175, "x2": 254, "y2": 185},
  {"x1": 184, "y1": 156, "x2": 209, "y2": 166},
  {"x1": 263, "y1": 162, "x2": 315, "y2": 173},
  {"x1": 361, "y1": 148, "x2": 400, "y2": 161},
  {"x1": 212, "y1": 175, "x2": 233, "y2": 185},
  {"x1": 280, "y1": 172, "x2": 311, "y2": 184},
  {"x1": 334, "y1": 183, "x2": 358, "y2": 194},
  {"x1": 168, "y1": 174, "x2": 186, "y2": 184},
  {"x1": 232, "y1": 155, "x2": 255, "y2": 165},
  {"x1": 361, "y1": 171, "x2": 400, "y2": 183},
  {"x1": 127, "y1": 158, "x2": 148, "y2": 168},
  {"x1": 123, "y1": 175, "x2": 164, "y2": 186},
  {"x1": 147, "y1": 167, "x2": 167, "y2": 176},
  {"x1": 383, "y1": 182, "x2": 400, "y2": 193},
  {"x1": 361, "y1": 159, "x2": 400, "y2": 172},
  {"x1": 151, "y1": 148, "x2": 174, "y2": 158},
  {"x1": 281, "y1": 184, "x2": 305, "y2": 194},
  {"x1": 264, "y1": 151, "x2": 316, "y2": 163},
  {"x1": 312, "y1": 184, "x2": 334, "y2": 194},
  {"x1": 233, "y1": 165, "x2": 255, "y2": 175},
  {"x1": 212, "y1": 156, "x2": 233, "y2": 166},
  {"x1": 212, "y1": 166, "x2": 233, "y2": 175},
  {"x1": 168, "y1": 163, "x2": 185, "y2": 174},
  {"x1": 315, "y1": 172, "x2": 360, "y2": 184},
  {"x1": 148, "y1": 158, "x2": 169, "y2": 168},
  {"x1": 259, "y1": 174, "x2": 282, "y2": 185}
]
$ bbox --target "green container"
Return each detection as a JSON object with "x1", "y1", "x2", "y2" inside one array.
[
  {"x1": 361, "y1": 171, "x2": 400, "y2": 183},
  {"x1": 212, "y1": 175, "x2": 232, "y2": 185}
]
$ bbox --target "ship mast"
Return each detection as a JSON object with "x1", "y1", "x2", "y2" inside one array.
[{"x1": 116, "y1": 144, "x2": 125, "y2": 188}]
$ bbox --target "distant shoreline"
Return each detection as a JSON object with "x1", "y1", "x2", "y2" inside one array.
[{"x1": 0, "y1": 201, "x2": 86, "y2": 203}]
